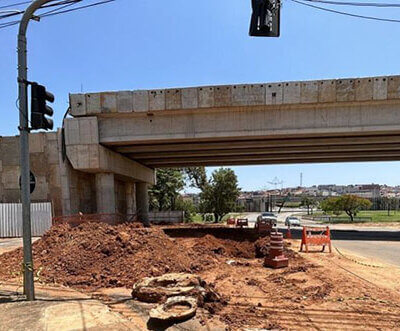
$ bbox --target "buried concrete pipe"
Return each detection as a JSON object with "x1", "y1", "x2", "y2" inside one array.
[{"x1": 149, "y1": 296, "x2": 198, "y2": 322}]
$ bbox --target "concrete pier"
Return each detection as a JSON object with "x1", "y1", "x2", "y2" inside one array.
[
  {"x1": 95, "y1": 173, "x2": 116, "y2": 214},
  {"x1": 136, "y1": 182, "x2": 149, "y2": 227},
  {"x1": 126, "y1": 182, "x2": 136, "y2": 215}
]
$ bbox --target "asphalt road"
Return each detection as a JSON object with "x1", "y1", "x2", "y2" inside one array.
[
  {"x1": 244, "y1": 211, "x2": 400, "y2": 267},
  {"x1": 331, "y1": 240, "x2": 400, "y2": 266}
]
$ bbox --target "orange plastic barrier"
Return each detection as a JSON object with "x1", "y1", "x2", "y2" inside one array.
[{"x1": 300, "y1": 226, "x2": 332, "y2": 253}]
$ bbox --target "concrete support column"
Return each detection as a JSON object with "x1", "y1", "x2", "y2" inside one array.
[
  {"x1": 136, "y1": 182, "x2": 150, "y2": 227},
  {"x1": 95, "y1": 173, "x2": 116, "y2": 214},
  {"x1": 126, "y1": 181, "x2": 136, "y2": 215}
]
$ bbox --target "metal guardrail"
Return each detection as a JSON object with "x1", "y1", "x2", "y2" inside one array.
[{"x1": 0, "y1": 202, "x2": 52, "y2": 238}]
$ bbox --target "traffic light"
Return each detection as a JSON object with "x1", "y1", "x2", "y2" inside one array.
[
  {"x1": 249, "y1": 0, "x2": 280, "y2": 37},
  {"x1": 30, "y1": 82, "x2": 54, "y2": 131}
]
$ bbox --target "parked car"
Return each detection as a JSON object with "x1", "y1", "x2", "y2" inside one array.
[
  {"x1": 236, "y1": 218, "x2": 249, "y2": 228},
  {"x1": 285, "y1": 216, "x2": 301, "y2": 227},
  {"x1": 257, "y1": 212, "x2": 277, "y2": 227}
]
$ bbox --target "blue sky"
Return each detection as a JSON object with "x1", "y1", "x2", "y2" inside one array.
[{"x1": 1, "y1": 0, "x2": 400, "y2": 190}]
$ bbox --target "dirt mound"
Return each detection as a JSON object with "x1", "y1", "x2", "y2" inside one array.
[
  {"x1": 0, "y1": 222, "x2": 208, "y2": 289},
  {"x1": 189, "y1": 234, "x2": 255, "y2": 259},
  {"x1": 254, "y1": 236, "x2": 269, "y2": 258}
]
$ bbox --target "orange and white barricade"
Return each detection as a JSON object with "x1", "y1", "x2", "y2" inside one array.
[{"x1": 300, "y1": 226, "x2": 332, "y2": 253}]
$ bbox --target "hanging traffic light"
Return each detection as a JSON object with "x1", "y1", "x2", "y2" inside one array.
[
  {"x1": 249, "y1": 0, "x2": 280, "y2": 37},
  {"x1": 30, "y1": 82, "x2": 54, "y2": 130}
]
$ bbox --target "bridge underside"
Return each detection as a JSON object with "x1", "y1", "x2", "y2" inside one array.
[
  {"x1": 67, "y1": 74, "x2": 400, "y2": 168},
  {"x1": 64, "y1": 75, "x2": 400, "y2": 219},
  {"x1": 106, "y1": 133, "x2": 400, "y2": 168}
]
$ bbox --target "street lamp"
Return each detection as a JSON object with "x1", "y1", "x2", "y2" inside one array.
[{"x1": 17, "y1": 0, "x2": 55, "y2": 302}]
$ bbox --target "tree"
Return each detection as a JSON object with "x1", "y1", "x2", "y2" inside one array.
[
  {"x1": 184, "y1": 167, "x2": 208, "y2": 191},
  {"x1": 149, "y1": 168, "x2": 184, "y2": 211},
  {"x1": 321, "y1": 194, "x2": 372, "y2": 221},
  {"x1": 301, "y1": 196, "x2": 315, "y2": 215},
  {"x1": 383, "y1": 197, "x2": 397, "y2": 216},
  {"x1": 175, "y1": 196, "x2": 197, "y2": 222},
  {"x1": 200, "y1": 168, "x2": 241, "y2": 222},
  {"x1": 320, "y1": 197, "x2": 342, "y2": 216}
]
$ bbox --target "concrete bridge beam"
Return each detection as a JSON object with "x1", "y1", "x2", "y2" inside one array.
[{"x1": 64, "y1": 117, "x2": 155, "y2": 184}]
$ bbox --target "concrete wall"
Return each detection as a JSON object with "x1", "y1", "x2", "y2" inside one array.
[
  {"x1": 0, "y1": 132, "x2": 139, "y2": 217},
  {"x1": 0, "y1": 133, "x2": 63, "y2": 216}
]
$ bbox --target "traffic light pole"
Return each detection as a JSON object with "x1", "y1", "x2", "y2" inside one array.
[{"x1": 17, "y1": 0, "x2": 52, "y2": 301}]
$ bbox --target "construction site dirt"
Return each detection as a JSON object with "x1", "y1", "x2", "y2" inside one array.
[{"x1": 1, "y1": 222, "x2": 400, "y2": 330}]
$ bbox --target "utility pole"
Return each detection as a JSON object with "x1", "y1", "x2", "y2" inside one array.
[{"x1": 17, "y1": 0, "x2": 53, "y2": 301}]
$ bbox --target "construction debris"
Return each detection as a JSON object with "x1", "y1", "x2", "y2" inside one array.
[
  {"x1": 2, "y1": 223, "x2": 400, "y2": 330},
  {"x1": 131, "y1": 273, "x2": 205, "y2": 303},
  {"x1": 132, "y1": 273, "x2": 226, "y2": 322},
  {"x1": 149, "y1": 295, "x2": 198, "y2": 321}
]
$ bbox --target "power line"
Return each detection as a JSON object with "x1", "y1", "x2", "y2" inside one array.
[
  {"x1": 289, "y1": 0, "x2": 400, "y2": 23},
  {"x1": 0, "y1": 19, "x2": 19, "y2": 28},
  {"x1": 0, "y1": 0, "x2": 81, "y2": 19},
  {"x1": 0, "y1": 1, "x2": 31, "y2": 10},
  {"x1": 40, "y1": 0, "x2": 115, "y2": 18},
  {"x1": 0, "y1": 0, "x2": 116, "y2": 30},
  {"x1": 38, "y1": 0, "x2": 81, "y2": 16},
  {"x1": 302, "y1": 0, "x2": 400, "y2": 7}
]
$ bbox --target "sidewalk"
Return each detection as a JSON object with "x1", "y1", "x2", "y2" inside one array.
[
  {"x1": 0, "y1": 282, "x2": 140, "y2": 331},
  {"x1": 0, "y1": 237, "x2": 40, "y2": 255}
]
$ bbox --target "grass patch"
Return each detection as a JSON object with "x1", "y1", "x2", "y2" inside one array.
[{"x1": 310, "y1": 210, "x2": 400, "y2": 223}]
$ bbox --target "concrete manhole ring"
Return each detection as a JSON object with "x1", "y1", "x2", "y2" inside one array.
[{"x1": 149, "y1": 296, "x2": 198, "y2": 322}]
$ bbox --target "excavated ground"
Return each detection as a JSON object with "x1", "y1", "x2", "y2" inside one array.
[{"x1": 1, "y1": 222, "x2": 400, "y2": 330}]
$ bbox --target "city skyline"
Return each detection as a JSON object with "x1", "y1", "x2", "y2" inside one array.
[{"x1": 205, "y1": 161, "x2": 400, "y2": 192}]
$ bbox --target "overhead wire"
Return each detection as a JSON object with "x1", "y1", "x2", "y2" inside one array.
[
  {"x1": 39, "y1": 0, "x2": 115, "y2": 18},
  {"x1": 0, "y1": 0, "x2": 81, "y2": 19},
  {"x1": 289, "y1": 0, "x2": 400, "y2": 23},
  {"x1": 0, "y1": 1, "x2": 31, "y2": 10},
  {"x1": 0, "y1": 0, "x2": 116, "y2": 30},
  {"x1": 300, "y1": 0, "x2": 400, "y2": 7},
  {"x1": 36, "y1": 0, "x2": 81, "y2": 16}
]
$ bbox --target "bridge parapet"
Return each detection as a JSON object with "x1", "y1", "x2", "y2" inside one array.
[{"x1": 69, "y1": 75, "x2": 400, "y2": 116}]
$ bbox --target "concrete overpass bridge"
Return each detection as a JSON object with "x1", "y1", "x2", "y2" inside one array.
[{"x1": 62, "y1": 74, "x2": 400, "y2": 222}]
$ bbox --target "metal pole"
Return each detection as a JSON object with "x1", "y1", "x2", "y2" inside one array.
[{"x1": 18, "y1": 0, "x2": 53, "y2": 301}]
